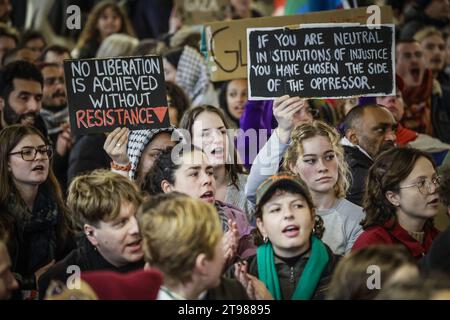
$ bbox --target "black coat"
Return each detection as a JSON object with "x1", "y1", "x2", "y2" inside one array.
[
  {"x1": 0, "y1": 187, "x2": 75, "y2": 291},
  {"x1": 38, "y1": 236, "x2": 144, "y2": 299},
  {"x1": 67, "y1": 134, "x2": 110, "y2": 185},
  {"x1": 343, "y1": 145, "x2": 373, "y2": 207},
  {"x1": 431, "y1": 86, "x2": 450, "y2": 144}
]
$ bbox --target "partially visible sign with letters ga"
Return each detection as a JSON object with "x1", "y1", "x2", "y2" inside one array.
[
  {"x1": 204, "y1": 6, "x2": 393, "y2": 81},
  {"x1": 247, "y1": 24, "x2": 395, "y2": 99}
]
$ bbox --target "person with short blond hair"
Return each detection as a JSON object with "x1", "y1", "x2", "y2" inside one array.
[
  {"x1": 139, "y1": 192, "x2": 249, "y2": 300},
  {"x1": 67, "y1": 169, "x2": 142, "y2": 225},
  {"x1": 38, "y1": 170, "x2": 145, "y2": 299}
]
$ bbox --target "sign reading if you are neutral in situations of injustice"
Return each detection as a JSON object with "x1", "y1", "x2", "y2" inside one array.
[
  {"x1": 246, "y1": 24, "x2": 395, "y2": 100},
  {"x1": 64, "y1": 56, "x2": 170, "y2": 135}
]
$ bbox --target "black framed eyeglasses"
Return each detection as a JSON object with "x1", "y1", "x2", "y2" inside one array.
[
  {"x1": 399, "y1": 176, "x2": 441, "y2": 195},
  {"x1": 9, "y1": 145, "x2": 53, "y2": 161}
]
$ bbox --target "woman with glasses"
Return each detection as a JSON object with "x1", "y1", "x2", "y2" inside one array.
[
  {"x1": 352, "y1": 147, "x2": 441, "y2": 260},
  {"x1": 0, "y1": 125, "x2": 74, "y2": 296}
]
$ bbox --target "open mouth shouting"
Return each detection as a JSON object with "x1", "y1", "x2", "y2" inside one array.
[
  {"x1": 31, "y1": 164, "x2": 45, "y2": 172},
  {"x1": 426, "y1": 197, "x2": 439, "y2": 207},
  {"x1": 409, "y1": 66, "x2": 422, "y2": 83},
  {"x1": 282, "y1": 225, "x2": 300, "y2": 238},
  {"x1": 200, "y1": 190, "x2": 215, "y2": 203},
  {"x1": 126, "y1": 239, "x2": 142, "y2": 253}
]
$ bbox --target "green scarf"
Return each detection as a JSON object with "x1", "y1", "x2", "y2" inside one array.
[{"x1": 257, "y1": 235, "x2": 329, "y2": 300}]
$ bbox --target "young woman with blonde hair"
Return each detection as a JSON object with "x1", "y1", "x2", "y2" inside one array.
[{"x1": 247, "y1": 119, "x2": 364, "y2": 255}]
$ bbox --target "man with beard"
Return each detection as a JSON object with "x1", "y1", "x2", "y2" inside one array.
[
  {"x1": 396, "y1": 39, "x2": 450, "y2": 144},
  {"x1": 0, "y1": 60, "x2": 73, "y2": 190},
  {"x1": 0, "y1": 60, "x2": 45, "y2": 132},
  {"x1": 341, "y1": 104, "x2": 397, "y2": 206},
  {"x1": 39, "y1": 62, "x2": 73, "y2": 190}
]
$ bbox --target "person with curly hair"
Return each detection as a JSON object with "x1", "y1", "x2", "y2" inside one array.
[{"x1": 247, "y1": 120, "x2": 364, "y2": 255}]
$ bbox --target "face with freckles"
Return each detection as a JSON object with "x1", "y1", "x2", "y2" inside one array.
[{"x1": 290, "y1": 135, "x2": 339, "y2": 195}]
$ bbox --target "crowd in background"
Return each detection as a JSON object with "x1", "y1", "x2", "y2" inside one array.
[{"x1": 1, "y1": 0, "x2": 450, "y2": 301}]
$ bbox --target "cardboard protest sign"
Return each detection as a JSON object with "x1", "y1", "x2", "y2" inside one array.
[
  {"x1": 247, "y1": 24, "x2": 395, "y2": 99},
  {"x1": 175, "y1": 0, "x2": 229, "y2": 25},
  {"x1": 64, "y1": 56, "x2": 169, "y2": 135},
  {"x1": 204, "y1": 6, "x2": 393, "y2": 81}
]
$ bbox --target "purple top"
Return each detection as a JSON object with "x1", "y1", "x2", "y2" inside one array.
[{"x1": 237, "y1": 100, "x2": 278, "y2": 170}]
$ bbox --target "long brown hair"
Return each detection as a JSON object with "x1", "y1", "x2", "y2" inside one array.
[
  {"x1": 179, "y1": 105, "x2": 244, "y2": 189},
  {"x1": 362, "y1": 147, "x2": 436, "y2": 229},
  {"x1": 75, "y1": 1, "x2": 135, "y2": 51},
  {"x1": 0, "y1": 125, "x2": 73, "y2": 247}
]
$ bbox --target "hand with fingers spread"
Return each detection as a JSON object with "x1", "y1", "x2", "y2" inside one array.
[
  {"x1": 223, "y1": 220, "x2": 239, "y2": 268},
  {"x1": 234, "y1": 261, "x2": 273, "y2": 300},
  {"x1": 103, "y1": 127, "x2": 130, "y2": 166},
  {"x1": 273, "y1": 95, "x2": 308, "y2": 144}
]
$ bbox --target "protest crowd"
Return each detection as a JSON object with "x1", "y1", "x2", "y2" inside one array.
[{"x1": 2, "y1": 0, "x2": 450, "y2": 302}]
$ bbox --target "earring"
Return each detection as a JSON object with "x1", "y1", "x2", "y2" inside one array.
[{"x1": 263, "y1": 235, "x2": 268, "y2": 243}]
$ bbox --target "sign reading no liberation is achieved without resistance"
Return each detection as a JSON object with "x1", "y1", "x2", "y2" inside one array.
[
  {"x1": 64, "y1": 56, "x2": 170, "y2": 135},
  {"x1": 247, "y1": 23, "x2": 395, "y2": 100}
]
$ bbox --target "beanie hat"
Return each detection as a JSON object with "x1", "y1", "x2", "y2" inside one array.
[{"x1": 256, "y1": 172, "x2": 313, "y2": 208}]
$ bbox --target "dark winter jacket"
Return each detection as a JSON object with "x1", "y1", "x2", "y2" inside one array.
[
  {"x1": 0, "y1": 186, "x2": 75, "y2": 290},
  {"x1": 38, "y1": 235, "x2": 144, "y2": 299},
  {"x1": 67, "y1": 134, "x2": 110, "y2": 184},
  {"x1": 431, "y1": 85, "x2": 450, "y2": 144},
  {"x1": 343, "y1": 145, "x2": 373, "y2": 207}
]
